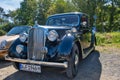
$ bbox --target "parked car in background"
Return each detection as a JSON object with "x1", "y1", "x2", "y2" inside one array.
[
  {"x1": 5, "y1": 12, "x2": 96, "y2": 78},
  {"x1": 0, "y1": 26, "x2": 31, "y2": 58}
]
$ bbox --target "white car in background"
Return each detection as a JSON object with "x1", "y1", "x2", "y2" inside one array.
[{"x1": 0, "y1": 26, "x2": 31, "y2": 58}]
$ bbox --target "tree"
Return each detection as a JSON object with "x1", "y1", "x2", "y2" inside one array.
[
  {"x1": 36, "y1": 0, "x2": 52, "y2": 24},
  {"x1": 5, "y1": 0, "x2": 120, "y2": 32},
  {"x1": 101, "y1": 0, "x2": 120, "y2": 31},
  {"x1": 0, "y1": 7, "x2": 4, "y2": 18},
  {"x1": 47, "y1": 0, "x2": 76, "y2": 16},
  {"x1": 16, "y1": 0, "x2": 37, "y2": 25},
  {"x1": 0, "y1": 7, "x2": 5, "y2": 24},
  {"x1": 12, "y1": 0, "x2": 52, "y2": 25}
]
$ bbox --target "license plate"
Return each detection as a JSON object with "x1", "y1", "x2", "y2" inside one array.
[{"x1": 19, "y1": 63, "x2": 41, "y2": 73}]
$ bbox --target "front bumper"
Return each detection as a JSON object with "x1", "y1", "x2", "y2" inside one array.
[{"x1": 5, "y1": 55, "x2": 68, "y2": 68}]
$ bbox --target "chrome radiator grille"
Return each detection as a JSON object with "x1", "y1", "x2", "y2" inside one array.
[{"x1": 27, "y1": 27, "x2": 45, "y2": 60}]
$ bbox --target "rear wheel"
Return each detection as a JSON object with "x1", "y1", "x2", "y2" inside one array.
[{"x1": 66, "y1": 44, "x2": 79, "y2": 78}]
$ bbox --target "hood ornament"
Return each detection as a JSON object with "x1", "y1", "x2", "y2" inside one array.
[{"x1": 33, "y1": 21, "x2": 39, "y2": 27}]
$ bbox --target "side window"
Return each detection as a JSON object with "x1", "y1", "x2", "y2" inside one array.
[
  {"x1": 81, "y1": 15, "x2": 89, "y2": 28},
  {"x1": 81, "y1": 15, "x2": 90, "y2": 33}
]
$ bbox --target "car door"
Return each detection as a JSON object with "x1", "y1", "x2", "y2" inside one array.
[{"x1": 79, "y1": 15, "x2": 91, "y2": 52}]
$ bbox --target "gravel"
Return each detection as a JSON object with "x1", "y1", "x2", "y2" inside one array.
[{"x1": 0, "y1": 50, "x2": 120, "y2": 80}]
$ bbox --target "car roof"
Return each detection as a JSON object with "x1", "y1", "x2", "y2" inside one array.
[{"x1": 48, "y1": 12, "x2": 88, "y2": 18}]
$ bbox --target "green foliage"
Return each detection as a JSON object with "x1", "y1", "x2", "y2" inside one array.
[
  {"x1": 37, "y1": 0, "x2": 52, "y2": 24},
  {"x1": 16, "y1": 0, "x2": 37, "y2": 25},
  {"x1": 1, "y1": 0, "x2": 120, "y2": 32},
  {"x1": 96, "y1": 32, "x2": 120, "y2": 45},
  {"x1": 0, "y1": 23, "x2": 15, "y2": 32},
  {"x1": 96, "y1": 1, "x2": 120, "y2": 32},
  {"x1": 0, "y1": 23, "x2": 18, "y2": 36},
  {"x1": 72, "y1": 0, "x2": 120, "y2": 32},
  {"x1": 47, "y1": 0, "x2": 76, "y2": 17},
  {"x1": 0, "y1": 29, "x2": 6, "y2": 36}
]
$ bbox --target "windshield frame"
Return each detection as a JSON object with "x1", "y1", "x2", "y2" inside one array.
[{"x1": 46, "y1": 14, "x2": 80, "y2": 27}]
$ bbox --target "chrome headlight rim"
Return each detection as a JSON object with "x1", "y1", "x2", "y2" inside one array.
[
  {"x1": 19, "y1": 33, "x2": 28, "y2": 42},
  {"x1": 16, "y1": 44, "x2": 24, "y2": 54},
  {"x1": 71, "y1": 28, "x2": 77, "y2": 33},
  {"x1": 47, "y1": 30, "x2": 58, "y2": 42}
]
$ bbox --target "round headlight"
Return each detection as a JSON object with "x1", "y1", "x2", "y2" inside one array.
[
  {"x1": 16, "y1": 45, "x2": 24, "y2": 54},
  {"x1": 0, "y1": 40, "x2": 7, "y2": 49},
  {"x1": 71, "y1": 28, "x2": 77, "y2": 33},
  {"x1": 19, "y1": 33, "x2": 28, "y2": 42},
  {"x1": 48, "y1": 30, "x2": 58, "y2": 42}
]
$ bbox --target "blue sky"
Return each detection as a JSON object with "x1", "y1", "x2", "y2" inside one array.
[{"x1": 0, "y1": 0, "x2": 23, "y2": 13}]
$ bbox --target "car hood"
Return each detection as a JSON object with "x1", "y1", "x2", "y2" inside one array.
[
  {"x1": 0, "y1": 35, "x2": 19, "y2": 50},
  {"x1": 0, "y1": 35, "x2": 19, "y2": 43},
  {"x1": 38, "y1": 25, "x2": 72, "y2": 30},
  {"x1": 38, "y1": 25, "x2": 72, "y2": 38}
]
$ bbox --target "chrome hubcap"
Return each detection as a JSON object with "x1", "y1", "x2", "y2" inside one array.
[{"x1": 75, "y1": 54, "x2": 79, "y2": 65}]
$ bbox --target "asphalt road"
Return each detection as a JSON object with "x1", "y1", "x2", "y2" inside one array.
[{"x1": 0, "y1": 50, "x2": 120, "y2": 80}]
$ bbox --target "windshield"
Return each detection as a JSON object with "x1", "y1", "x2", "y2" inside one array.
[
  {"x1": 46, "y1": 14, "x2": 79, "y2": 27},
  {"x1": 7, "y1": 26, "x2": 30, "y2": 36}
]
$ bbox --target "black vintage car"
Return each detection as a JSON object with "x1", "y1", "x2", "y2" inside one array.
[{"x1": 5, "y1": 12, "x2": 96, "y2": 78}]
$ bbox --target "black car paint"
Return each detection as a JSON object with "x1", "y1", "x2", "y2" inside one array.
[
  {"x1": 8, "y1": 39, "x2": 27, "y2": 59},
  {"x1": 57, "y1": 34, "x2": 75, "y2": 56},
  {"x1": 8, "y1": 27, "x2": 78, "y2": 61},
  {"x1": 8, "y1": 12, "x2": 94, "y2": 62}
]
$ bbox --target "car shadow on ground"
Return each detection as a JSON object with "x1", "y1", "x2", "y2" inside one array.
[
  {"x1": 4, "y1": 50, "x2": 102, "y2": 80},
  {"x1": 0, "y1": 60, "x2": 12, "y2": 69}
]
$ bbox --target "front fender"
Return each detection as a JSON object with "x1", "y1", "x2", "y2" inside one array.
[
  {"x1": 8, "y1": 38, "x2": 27, "y2": 58},
  {"x1": 57, "y1": 34, "x2": 75, "y2": 56}
]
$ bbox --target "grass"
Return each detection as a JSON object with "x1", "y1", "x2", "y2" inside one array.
[
  {"x1": 96, "y1": 32, "x2": 120, "y2": 53},
  {"x1": 96, "y1": 32, "x2": 120, "y2": 47}
]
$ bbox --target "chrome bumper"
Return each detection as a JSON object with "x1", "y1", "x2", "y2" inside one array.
[{"x1": 5, "y1": 55, "x2": 68, "y2": 68}]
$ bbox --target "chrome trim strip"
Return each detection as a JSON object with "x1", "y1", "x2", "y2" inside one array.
[{"x1": 5, "y1": 55, "x2": 68, "y2": 68}]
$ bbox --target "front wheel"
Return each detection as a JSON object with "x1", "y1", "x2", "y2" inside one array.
[
  {"x1": 13, "y1": 62, "x2": 19, "y2": 70},
  {"x1": 66, "y1": 44, "x2": 79, "y2": 78}
]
